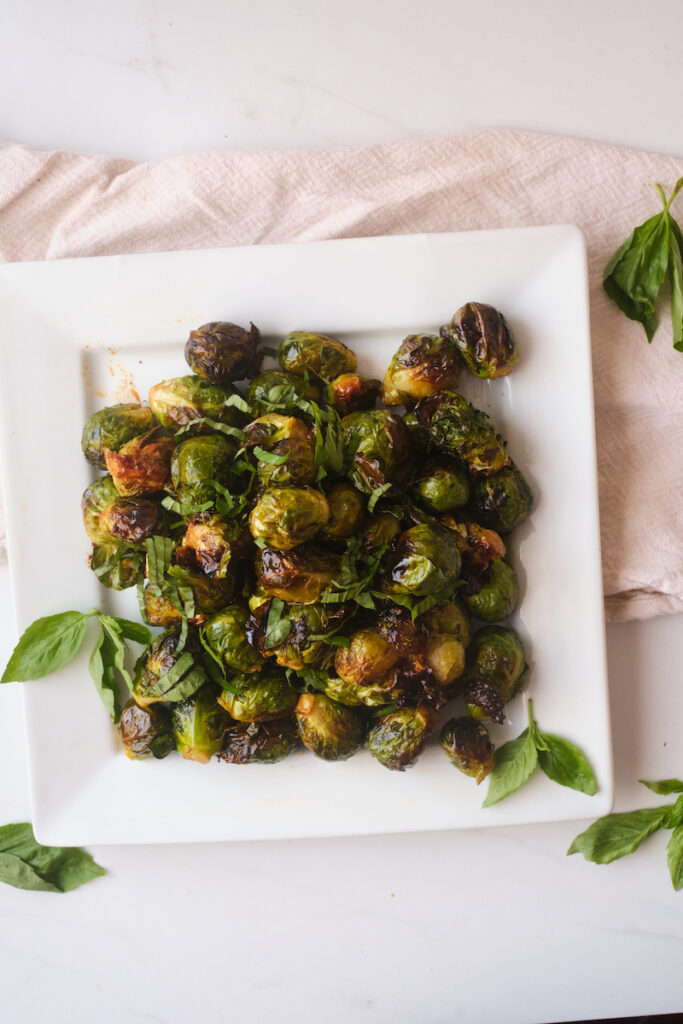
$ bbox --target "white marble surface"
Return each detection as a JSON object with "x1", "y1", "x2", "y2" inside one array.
[{"x1": 1, "y1": 2, "x2": 683, "y2": 1022}]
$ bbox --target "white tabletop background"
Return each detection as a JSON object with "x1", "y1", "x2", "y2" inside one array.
[{"x1": 1, "y1": 2, "x2": 682, "y2": 1022}]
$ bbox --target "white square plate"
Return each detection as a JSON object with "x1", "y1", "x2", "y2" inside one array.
[{"x1": 0, "y1": 228, "x2": 612, "y2": 845}]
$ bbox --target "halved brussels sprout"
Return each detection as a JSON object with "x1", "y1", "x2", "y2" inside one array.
[
  {"x1": 465, "y1": 558, "x2": 518, "y2": 622},
  {"x1": 335, "y1": 627, "x2": 399, "y2": 687},
  {"x1": 411, "y1": 459, "x2": 470, "y2": 514},
  {"x1": 381, "y1": 523, "x2": 461, "y2": 597},
  {"x1": 421, "y1": 597, "x2": 471, "y2": 647},
  {"x1": 469, "y1": 463, "x2": 533, "y2": 535},
  {"x1": 330, "y1": 373, "x2": 381, "y2": 416},
  {"x1": 415, "y1": 391, "x2": 509, "y2": 474},
  {"x1": 362, "y1": 508, "x2": 404, "y2": 554},
  {"x1": 90, "y1": 542, "x2": 141, "y2": 591},
  {"x1": 465, "y1": 625, "x2": 528, "y2": 700},
  {"x1": 119, "y1": 698, "x2": 175, "y2": 760},
  {"x1": 279, "y1": 331, "x2": 357, "y2": 379},
  {"x1": 382, "y1": 333, "x2": 461, "y2": 406},
  {"x1": 461, "y1": 678, "x2": 505, "y2": 723},
  {"x1": 425, "y1": 634, "x2": 466, "y2": 688},
  {"x1": 295, "y1": 692, "x2": 365, "y2": 761},
  {"x1": 148, "y1": 375, "x2": 246, "y2": 436},
  {"x1": 249, "y1": 487, "x2": 329, "y2": 550},
  {"x1": 323, "y1": 481, "x2": 365, "y2": 540},
  {"x1": 218, "y1": 719, "x2": 299, "y2": 764},
  {"x1": 341, "y1": 410, "x2": 414, "y2": 493},
  {"x1": 172, "y1": 684, "x2": 232, "y2": 762},
  {"x1": 99, "y1": 497, "x2": 168, "y2": 548},
  {"x1": 82, "y1": 404, "x2": 158, "y2": 469},
  {"x1": 246, "y1": 369, "x2": 322, "y2": 416},
  {"x1": 440, "y1": 301, "x2": 518, "y2": 379},
  {"x1": 203, "y1": 605, "x2": 265, "y2": 674},
  {"x1": 185, "y1": 321, "x2": 263, "y2": 383},
  {"x1": 440, "y1": 716, "x2": 494, "y2": 782},
  {"x1": 255, "y1": 545, "x2": 339, "y2": 604},
  {"x1": 170, "y1": 434, "x2": 238, "y2": 505},
  {"x1": 367, "y1": 704, "x2": 439, "y2": 771},
  {"x1": 217, "y1": 667, "x2": 299, "y2": 722},
  {"x1": 181, "y1": 511, "x2": 250, "y2": 578},
  {"x1": 104, "y1": 429, "x2": 175, "y2": 496},
  {"x1": 82, "y1": 475, "x2": 121, "y2": 545},
  {"x1": 132, "y1": 627, "x2": 207, "y2": 706}
]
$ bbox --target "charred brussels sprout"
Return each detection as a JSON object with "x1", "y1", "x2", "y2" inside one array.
[
  {"x1": 90, "y1": 542, "x2": 141, "y2": 591},
  {"x1": 323, "y1": 481, "x2": 365, "y2": 540},
  {"x1": 247, "y1": 369, "x2": 321, "y2": 416},
  {"x1": 181, "y1": 511, "x2": 249, "y2": 578},
  {"x1": 119, "y1": 698, "x2": 175, "y2": 760},
  {"x1": 99, "y1": 497, "x2": 168, "y2": 547},
  {"x1": 170, "y1": 434, "x2": 238, "y2": 505},
  {"x1": 415, "y1": 391, "x2": 509, "y2": 474},
  {"x1": 382, "y1": 523, "x2": 461, "y2": 597},
  {"x1": 82, "y1": 475, "x2": 121, "y2": 545},
  {"x1": 362, "y1": 508, "x2": 403, "y2": 554},
  {"x1": 218, "y1": 719, "x2": 299, "y2": 764},
  {"x1": 245, "y1": 414, "x2": 315, "y2": 487},
  {"x1": 422, "y1": 598, "x2": 471, "y2": 647},
  {"x1": 367, "y1": 704, "x2": 439, "y2": 771},
  {"x1": 185, "y1": 320, "x2": 263, "y2": 383},
  {"x1": 330, "y1": 373, "x2": 381, "y2": 416},
  {"x1": 335, "y1": 627, "x2": 399, "y2": 686},
  {"x1": 461, "y1": 678, "x2": 505, "y2": 723},
  {"x1": 142, "y1": 563, "x2": 234, "y2": 626},
  {"x1": 257, "y1": 603, "x2": 340, "y2": 670},
  {"x1": 104, "y1": 429, "x2": 175, "y2": 497},
  {"x1": 295, "y1": 692, "x2": 365, "y2": 761},
  {"x1": 148, "y1": 375, "x2": 246, "y2": 436},
  {"x1": 255, "y1": 546, "x2": 338, "y2": 604},
  {"x1": 171, "y1": 685, "x2": 232, "y2": 763},
  {"x1": 441, "y1": 301, "x2": 518, "y2": 379},
  {"x1": 279, "y1": 331, "x2": 357, "y2": 379},
  {"x1": 203, "y1": 605, "x2": 265, "y2": 674},
  {"x1": 411, "y1": 459, "x2": 471, "y2": 514},
  {"x1": 132, "y1": 627, "x2": 207, "y2": 706},
  {"x1": 465, "y1": 559, "x2": 519, "y2": 622},
  {"x1": 382, "y1": 333, "x2": 461, "y2": 407},
  {"x1": 342, "y1": 410, "x2": 414, "y2": 493},
  {"x1": 249, "y1": 487, "x2": 329, "y2": 550},
  {"x1": 440, "y1": 716, "x2": 494, "y2": 782},
  {"x1": 465, "y1": 625, "x2": 528, "y2": 700},
  {"x1": 82, "y1": 404, "x2": 158, "y2": 469},
  {"x1": 218, "y1": 667, "x2": 298, "y2": 722},
  {"x1": 469, "y1": 463, "x2": 533, "y2": 535}
]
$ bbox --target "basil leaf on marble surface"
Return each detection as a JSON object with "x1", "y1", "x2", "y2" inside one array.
[{"x1": 0, "y1": 823, "x2": 105, "y2": 893}]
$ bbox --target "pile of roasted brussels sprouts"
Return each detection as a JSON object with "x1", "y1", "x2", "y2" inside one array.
[{"x1": 82, "y1": 303, "x2": 533, "y2": 779}]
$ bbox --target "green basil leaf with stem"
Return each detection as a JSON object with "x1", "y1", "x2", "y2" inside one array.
[
  {"x1": 88, "y1": 623, "x2": 121, "y2": 722},
  {"x1": 666, "y1": 825, "x2": 683, "y2": 891},
  {"x1": 567, "y1": 807, "x2": 671, "y2": 864},
  {"x1": 482, "y1": 727, "x2": 538, "y2": 808},
  {"x1": 535, "y1": 731, "x2": 597, "y2": 796},
  {"x1": 603, "y1": 209, "x2": 670, "y2": 342},
  {"x1": 0, "y1": 823, "x2": 105, "y2": 893},
  {"x1": 99, "y1": 616, "x2": 133, "y2": 691},
  {"x1": 668, "y1": 218, "x2": 683, "y2": 351},
  {"x1": 1, "y1": 611, "x2": 89, "y2": 683},
  {"x1": 639, "y1": 778, "x2": 683, "y2": 795}
]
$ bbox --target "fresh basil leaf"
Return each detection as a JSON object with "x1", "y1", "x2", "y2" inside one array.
[
  {"x1": 175, "y1": 417, "x2": 245, "y2": 441},
  {"x1": 0, "y1": 823, "x2": 105, "y2": 893},
  {"x1": 482, "y1": 727, "x2": 538, "y2": 808},
  {"x1": 161, "y1": 495, "x2": 213, "y2": 517},
  {"x1": 666, "y1": 825, "x2": 683, "y2": 891},
  {"x1": 367, "y1": 482, "x2": 392, "y2": 513},
  {"x1": 567, "y1": 807, "x2": 670, "y2": 864},
  {"x1": 663, "y1": 794, "x2": 683, "y2": 830},
  {"x1": 669, "y1": 218, "x2": 683, "y2": 351},
  {"x1": 264, "y1": 598, "x2": 292, "y2": 649},
  {"x1": 253, "y1": 445, "x2": 290, "y2": 466},
  {"x1": 295, "y1": 668, "x2": 330, "y2": 691},
  {"x1": 639, "y1": 778, "x2": 683, "y2": 795},
  {"x1": 1, "y1": 611, "x2": 89, "y2": 683},
  {"x1": 603, "y1": 210, "x2": 670, "y2": 342},
  {"x1": 224, "y1": 393, "x2": 251, "y2": 413},
  {"x1": 88, "y1": 624, "x2": 121, "y2": 722},
  {"x1": 535, "y1": 731, "x2": 597, "y2": 796},
  {"x1": 146, "y1": 652, "x2": 207, "y2": 702},
  {"x1": 110, "y1": 618, "x2": 152, "y2": 646},
  {"x1": 99, "y1": 616, "x2": 133, "y2": 691}
]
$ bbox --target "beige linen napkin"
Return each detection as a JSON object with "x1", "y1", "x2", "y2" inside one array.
[{"x1": 0, "y1": 129, "x2": 681, "y2": 621}]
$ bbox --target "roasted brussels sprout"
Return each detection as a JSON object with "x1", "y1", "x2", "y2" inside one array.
[
  {"x1": 148, "y1": 375, "x2": 246, "y2": 436},
  {"x1": 382, "y1": 333, "x2": 461, "y2": 407},
  {"x1": 185, "y1": 320, "x2": 263, "y2": 383},
  {"x1": 381, "y1": 523, "x2": 461, "y2": 597},
  {"x1": 367, "y1": 704, "x2": 439, "y2": 771},
  {"x1": 104, "y1": 429, "x2": 175, "y2": 497},
  {"x1": 465, "y1": 558, "x2": 519, "y2": 622},
  {"x1": 402, "y1": 410, "x2": 432, "y2": 450},
  {"x1": 362, "y1": 508, "x2": 404, "y2": 553},
  {"x1": 82, "y1": 475, "x2": 121, "y2": 545},
  {"x1": 247, "y1": 369, "x2": 321, "y2": 416},
  {"x1": 119, "y1": 698, "x2": 175, "y2": 760},
  {"x1": 244, "y1": 412, "x2": 310, "y2": 448},
  {"x1": 335, "y1": 627, "x2": 399, "y2": 686},
  {"x1": 323, "y1": 481, "x2": 365, "y2": 540},
  {"x1": 421, "y1": 597, "x2": 471, "y2": 647},
  {"x1": 440, "y1": 716, "x2": 494, "y2": 782},
  {"x1": 411, "y1": 459, "x2": 470, "y2": 514},
  {"x1": 132, "y1": 627, "x2": 207, "y2": 706},
  {"x1": 295, "y1": 692, "x2": 365, "y2": 761},
  {"x1": 425, "y1": 634, "x2": 466, "y2": 688},
  {"x1": 82, "y1": 404, "x2": 158, "y2": 469},
  {"x1": 249, "y1": 602, "x2": 341, "y2": 670},
  {"x1": 441, "y1": 301, "x2": 518, "y2": 379},
  {"x1": 469, "y1": 463, "x2": 533, "y2": 535},
  {"x1": 170, "y1": 434, "x2": 238, "y2": 505},
  {"x1": 249, "y1": 487, "x2": 329, "y2": 550},
  {"x1": 218, "y1": 719, "x2": 299, "y2": 764},
  {"x1": 330, "y1": 373, "x2": 381, "y2": 416},
  {"x1": 461, "y1": 678, "x2": 505, "y2": 723},
  {"x1": 415, "y1": 391, "x2": 509, "y2": 474},
  {"x1": 172, "y1": 684, "x2": 232, "y2": 762},
  {"x1": 465, "y1": 625, "x2": 528, "y2": 700},
  {"x1": 342, "y1": 409, "x2": 414, "y2": 493},
  {"x1": 255, "y1": 545, "x2": 339, "y2": 604},
  {"x1": 244, "y1": 414, "x2": 316, "y2": 487},
  {"x1": 217, "y1": 667, "x2": 299, "y2": 722},
  {"x1": 142, "y1": 558, "x2": 235, "y2": 626},
  {"x1": 279, "y1": 331, "x2": 357, "y2": 379},
  {"x1": 90, "y1": 542, "x2": 141, "y2": 591},
  {"x1": 99, "y1": 497, "x2": 168, "y2": 547},
  {"x1": 203, "y1": 605, "x2": 265, "y2": 674},
  {"x1": 181, "y1": 511, "x2": 250, "y2": 578}
]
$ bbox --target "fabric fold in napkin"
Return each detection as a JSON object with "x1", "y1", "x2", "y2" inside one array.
[{"x1": 0, "y1": 129, "x2": 682, "y2": 621}]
